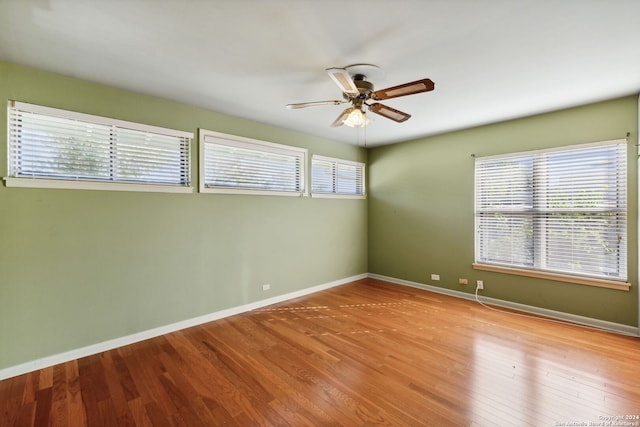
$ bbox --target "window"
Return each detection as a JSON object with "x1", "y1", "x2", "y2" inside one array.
[
  {"x1": 6, "y1": 101, "x2": 192, "y2": 192},
  {"x1": 474, "y1": 139, "x2": 627, "y2": 287},
  {"x1": 199, "y1": 129, "x2": 306, "y2": 196},
  {"x1": 311, "y1": 155, "x2": 366, "y2": 198}
]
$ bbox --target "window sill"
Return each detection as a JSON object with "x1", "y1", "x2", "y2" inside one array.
[
  {"x1": 311, "y1": 193, "x2": 366, "y2": 199},
  {"x1": 472, "y1": 263, "x2": 630, "y2": 291},
  {"x1": 199, "y1": 186, "x2": 307, "y2": 197},
  {"x1": 4, "y1": 177, "x2": 194, "y2": 194}
]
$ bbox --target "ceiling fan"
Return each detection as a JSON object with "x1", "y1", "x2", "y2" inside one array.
[{"x1": 286, "y1": 64, "x2": 434, "y2": 127}]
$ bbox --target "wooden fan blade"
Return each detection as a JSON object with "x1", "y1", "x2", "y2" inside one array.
[
  {"x1": 372, "y1": 78, "x2": 434, "y2": 100},
  {"x1": 369, "y1": 103, "x2": 411, "y2": 123},
  {"x1": 326, "y1": 68, "x2": 360, "y2": 96},
  {"x1": 331, "y1": 108, "x2": 353, "y2": 127}
]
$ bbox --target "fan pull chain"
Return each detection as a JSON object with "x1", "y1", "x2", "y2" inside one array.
[{"x1": 363, "y1": 122, "x2": 367, "y2": 148}]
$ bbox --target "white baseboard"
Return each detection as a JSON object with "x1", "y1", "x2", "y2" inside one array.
[
  {"x1": 369, "y1": 273, "x2": 640, "y2": 337},
  {"x1": 0, "y1": 273, "x2": 367, "y2": 381}
]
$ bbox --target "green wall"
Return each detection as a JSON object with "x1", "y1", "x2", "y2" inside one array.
[
  {"x1": 368, "y1": 96, "x2": 638, "y2": 326},
  {"x1": 0, "y1": 61, "x2": 368, "y2": 370}
]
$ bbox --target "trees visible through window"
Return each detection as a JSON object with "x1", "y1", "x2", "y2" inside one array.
[{"x1": 6, "y1": 101, "x2": 192, "y2": 192}]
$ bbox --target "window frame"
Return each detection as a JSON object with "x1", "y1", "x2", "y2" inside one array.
[
  {"x1": 311, "y1": 155, "x2": 366, "y2": 199},
  {"x1": 473, "y1": 139, "x2": 629, "y2": 291},
  {"x1": 5, "y1": 101, "x2": 193, "y2": 193},
  {"x1": 199, "y1": 129, "x2": 307, "y2": 197}
]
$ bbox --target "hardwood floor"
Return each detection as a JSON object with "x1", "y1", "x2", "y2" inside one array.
[{"x1": 2, "y1": 278, "x2": 640, "y2": 426}]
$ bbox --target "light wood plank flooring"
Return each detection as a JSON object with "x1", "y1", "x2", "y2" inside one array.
[{"x1": 1, "y1": 278, "x2": 639, "y2": 426}]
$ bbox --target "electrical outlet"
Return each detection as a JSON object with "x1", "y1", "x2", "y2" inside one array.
[
  {"x1": 262, "y1": 284, "x2": 271, "y2": 291},
  {"x1": 431, "y1": 274, "x2": 440, "y2": 281},
  {"x1": 476, "y1": 280, "x2": 484, "y2": 290},
  {"x1": 459, "y1": 278, "x2": 468, "y2": 285}
]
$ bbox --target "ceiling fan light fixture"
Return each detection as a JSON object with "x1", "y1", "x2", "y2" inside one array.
[{"x1": 343, "y1": 108, "x2": 370, "y2": 127}]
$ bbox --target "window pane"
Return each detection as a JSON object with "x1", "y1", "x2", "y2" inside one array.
[
  {"x1": 477, "y1": 212, "x2": 533, "y2": 266},
  {"x1": 115, "y1": 128, "x2": 190, "y2": 185},
  {"x1": 200, "y1": 130, "x2": 306, "y2": 195},
  {"x1": 311, "y1": 159, "x2": 335, "y2": 193},
  {"x1": 543, "y1": 212, "x2": 625, "y2": 277},
  {"x1": 475, "y1": 157, "x2": 532, "y2": 211},
  {"x1": 311, "y1": 155, "x2": 365, "y2": 197},
  {"x1": 336, "y1": 163, "x2": 359, "y2": 194},
  {"x1": 537, "y1": 145, "x2": 624, "y2": 211},
  {"x1": 10, "y1": 111, "x2": 112, "y2": 179}
]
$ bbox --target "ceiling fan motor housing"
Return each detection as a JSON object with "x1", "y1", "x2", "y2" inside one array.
[{"x1": 343, "y1": 74, "x2": 374, "y2": 102}]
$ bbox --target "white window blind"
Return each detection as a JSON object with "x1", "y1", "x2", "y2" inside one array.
[
  {"x1": 199, "y1": 129, "x2": 306, "y2": 196},
  {"x1": 6, "y1": 101, "x2": 192, "y2": 191},
  {"x1": 312, "y1": 155, "x2": 365, "y2": 198},
  {"x1": 475, "y1": 139, "x2": 627, "y2": 282}
]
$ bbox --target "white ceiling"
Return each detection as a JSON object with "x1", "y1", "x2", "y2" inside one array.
[{"x1": 1, "y1": 0, "x2": 640, "y2": 147}]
